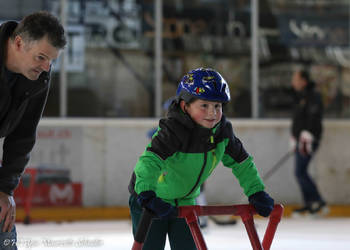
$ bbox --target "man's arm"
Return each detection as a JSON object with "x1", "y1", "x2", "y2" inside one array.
[
  {"x1": 0, "y1": 86, "x2": 49, "y2": 194},
  {"x1": 0, "y1": 86, "x2": 48, "y2": 232},
  {"x1": 305, "y1": 92, "x2": 323, "y2": 137}
]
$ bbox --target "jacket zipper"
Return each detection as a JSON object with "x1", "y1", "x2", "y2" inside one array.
[
  {"x1": 175, "y1": 134, "x2": 215, "y2": 204},
  {"x1": 209, "y1": 150, "x2": 217, "y2": 174},
  {"x1": 175, "y1": 151, "x2": 208, "y2": 205},
  {"x1": 182, "y1": 151, "x2": 208, "y2": 199}
]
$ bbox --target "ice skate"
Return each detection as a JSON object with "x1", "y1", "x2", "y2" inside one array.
[
  {"x1": 291, "y1": 205, "x2": 311, "y2": 218},
  {"x1": 309, "y1": 201, "x2": 329, "y2": 218},
  {"x1": 291, "y1": 201, "x2": 329, "y2": 218},
  {"x1": 198, "y1": 215, "x2": 209, "y2": 229}
]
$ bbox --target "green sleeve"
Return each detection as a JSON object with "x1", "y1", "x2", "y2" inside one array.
[
  {"x1": 222, "y1": 154, "x2": 265, "y2": 197},
  {"x1": 134, "y1": 149, "x2": 164, "y2": 194}
]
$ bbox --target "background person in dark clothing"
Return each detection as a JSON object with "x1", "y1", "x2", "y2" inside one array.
[
  {"x1": 0, "y1": 11, "x2": 66, "y2": 249},
  {"x1": 290, "y1": 69, "x2": 328, "y2": 216}
]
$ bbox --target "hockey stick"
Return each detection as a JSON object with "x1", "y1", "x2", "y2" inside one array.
[
  {"x1": 212, "y1": 151, "x2": 293, "y2": 226},
  {"x1": 238, "y1": 150, "x2": 293, "y2": 204},
  {"x1": 261, "y1": 150, "x2": 293, "y2": 181},
  {"x1": 131, "y1": 208, "x2": 155, "y2": 250}
]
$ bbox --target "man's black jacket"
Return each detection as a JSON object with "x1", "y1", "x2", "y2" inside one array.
[
  {"x1": 0, "y1": 21, "x2": 50, "y2": 195},
  {"x1": 291, "y1": 82, "x2": 323, "y2": 142}
]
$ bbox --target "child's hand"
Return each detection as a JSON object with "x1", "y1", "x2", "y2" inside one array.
[
  {"x1": 137, "y1": 191, "x2": 177, "y2": 219},
  {"x1": 248, "y1": 191, "x2": 274, "y2": 217}
]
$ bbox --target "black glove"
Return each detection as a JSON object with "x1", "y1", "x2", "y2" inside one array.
[
  {"x1": 248, "y1": 191, "x2": 274, "y2": 217},
  {"x1": 137, "y1": 191, "x2": 177, "y2": 219}
]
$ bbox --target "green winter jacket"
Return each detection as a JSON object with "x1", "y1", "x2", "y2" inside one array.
[{"x1": 128, "y1": 102, "x2": 265, "y2": 206}]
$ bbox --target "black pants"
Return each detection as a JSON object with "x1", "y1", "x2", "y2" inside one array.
[
  {"x1": 129, "y1": 194, "x2": 196, "y2": 250},
  {"x1": 294, "y1": 145, "x2": 324, "y2": 205}
]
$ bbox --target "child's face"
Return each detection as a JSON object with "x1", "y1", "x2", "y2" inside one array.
[{"x1": 182, "y1": 99, "x2": 223, "y2": 128}]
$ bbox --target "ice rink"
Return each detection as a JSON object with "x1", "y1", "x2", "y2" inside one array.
[{"x1": 16, "y1": 216, "x2": 350, "y2": 250}]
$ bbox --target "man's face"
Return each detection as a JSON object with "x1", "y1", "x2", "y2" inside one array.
[
  {"x1": 291, "y1": 71, "x2": 307, "y2": 92},
  {"x1": 16, "y1": 35, "x2": 60, "y2": 80}
]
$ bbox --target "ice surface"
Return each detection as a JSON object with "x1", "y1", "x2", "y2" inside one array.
[{"x1": 16, "y1": 217, "x2": 350, "y2": 250}]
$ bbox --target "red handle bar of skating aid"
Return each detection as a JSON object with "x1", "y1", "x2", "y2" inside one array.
[{"x1": 178, "y1": 204, "x2": 284, "y2": 250}]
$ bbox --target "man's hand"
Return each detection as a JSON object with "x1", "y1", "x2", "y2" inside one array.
[
  {"x1": 289, "y1": 136, "x2": 296, "y2": 152},
  {"x1": 299, "y1": 130, "x2": 314, "y2": 155},
  {"x1": 0, "y1": 191, "x2": 16, "y2": 232}
]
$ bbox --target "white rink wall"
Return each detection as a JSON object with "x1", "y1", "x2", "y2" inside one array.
[{"x1": 11, "y1": 119, "x2": 350, "y2": 206}]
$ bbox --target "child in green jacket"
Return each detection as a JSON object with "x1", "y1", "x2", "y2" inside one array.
[{"x1": 128, "y1": 67, "x2": 274, "y2": 250}]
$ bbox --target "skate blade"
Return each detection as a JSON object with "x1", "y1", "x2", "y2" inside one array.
[
  {"x1": 291, "y1": 212, "x2": 308, "y2": 219},
  {"x1": 310, "y1": 206, "x2": 330, "y2": 218},
  {"x1": 291, "y1": 206, "x2": 330, "y2": 219}
]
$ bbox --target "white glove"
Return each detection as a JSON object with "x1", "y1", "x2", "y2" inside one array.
[
  {"x1": 289, "y1": 136, "x2": 296, "y2": 152},
  {"x1": 298, "y1": 130, "x2": 314, "y2": 155}
]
